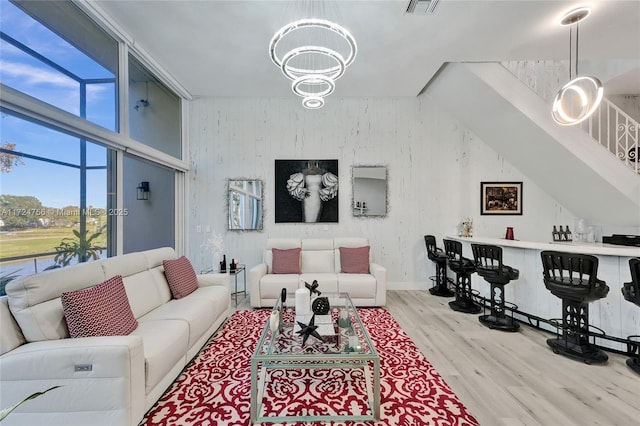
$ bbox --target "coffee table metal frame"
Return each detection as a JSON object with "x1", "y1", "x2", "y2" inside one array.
[{"x1": 250, "y1": 292, "x2": 380, "y2": 423}]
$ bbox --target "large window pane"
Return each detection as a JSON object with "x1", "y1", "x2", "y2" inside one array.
[
  {"x1": 0, "y1": 113, "x2": 109, "y2": 291},
  {"x1": 128, "y1": 56, "x2": 181, "y2": 158},
  {"x1": 0, "y1": 0, "x2": 117, "y2": 131}
]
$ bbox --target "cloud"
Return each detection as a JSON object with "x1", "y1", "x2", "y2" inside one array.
[{"x1": 0, "y1": 60, "x2": 78, "y2": 89}]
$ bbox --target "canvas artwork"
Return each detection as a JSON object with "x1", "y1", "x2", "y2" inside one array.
[
  {"x1": 275, "y1": 160, "x2": 339, "y2": 223},
  {"x1": 480, "y1": 182, "x2": 523, "y2": 215}
]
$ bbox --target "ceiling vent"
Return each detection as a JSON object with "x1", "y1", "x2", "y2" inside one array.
[{"x1": 405, "y1": 0, "x2": 440, "y2": 14}]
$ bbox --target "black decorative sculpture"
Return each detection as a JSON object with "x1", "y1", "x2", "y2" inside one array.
[
  {"x1": 296, "y1": 314, "x2": 324, "y2": 346},
  {"x1": 312, "y1": 297, "x2": 330, "y2": 315},
  {"x1": 305, "y1": 280, "x2": 321, "y2": 297},
  {"x1": 219, "y1": 254, "x2": 227, "y2": 273}
]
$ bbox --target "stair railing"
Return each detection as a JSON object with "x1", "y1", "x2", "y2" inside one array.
[
  {"x1": 583, "y1": 99, "x2": 638, "y2": 174},
  {"x1": 503, "y1": 60, "x2": 639, "y2": 174}
]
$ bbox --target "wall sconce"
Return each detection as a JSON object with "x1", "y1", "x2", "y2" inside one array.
[{"x1": 136, "y1": 181, "x2": 150, "y2": 201}]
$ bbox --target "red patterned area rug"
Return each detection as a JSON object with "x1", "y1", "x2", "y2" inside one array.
[{"x1": 140, "y1": 308, "x2": 479, "y2": 426}]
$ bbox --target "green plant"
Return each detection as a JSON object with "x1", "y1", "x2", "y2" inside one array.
[
  {"x1": 0, "y1": 386, "x2": 61, "y2": 421},
  {"x1": 54, "y1": 228, "x2": 104, "y2": 266}
]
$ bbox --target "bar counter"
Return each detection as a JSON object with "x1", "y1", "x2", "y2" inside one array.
[{"x1": 447, "y1": 236, "x2": 640, "y2": 352}]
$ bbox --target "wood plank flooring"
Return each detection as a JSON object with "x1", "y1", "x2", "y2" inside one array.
[{"x1": 235, "y1": 290, "x2": 640, "y2": 425}]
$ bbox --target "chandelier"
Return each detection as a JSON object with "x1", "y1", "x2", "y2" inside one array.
[
  {"x1": 551, "y1": 7, "x2": 604, "y2": 126},
  {"x1": 269, "y1": 18, "x2": 357, "y2": 109}
]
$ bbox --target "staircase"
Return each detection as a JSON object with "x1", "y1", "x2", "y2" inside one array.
[
  {"x1": 424, "y1": 61, "x2": 640, "y2": 226},
  {"x1": 504, "y1": 60, "x2": 639, "y2": 175}
]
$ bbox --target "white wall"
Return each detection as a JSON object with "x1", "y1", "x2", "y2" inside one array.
[{"x1": 187, "y1": 96, "x2": 619, "y2": 288}]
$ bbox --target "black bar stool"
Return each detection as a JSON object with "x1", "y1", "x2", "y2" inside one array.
[
  {"x1": 443, "y1": 239, "x2": 481, "y2": 314},
  {"x1": 622, "y1": 257, "x2": 640, "y2": 374},
  {"x1": 540, "y1": 250, "x2": 609, "y2": 364},
  {"x1": 424, "y1": 235, "x2": 454, "y2": 297},
  {"x1": 471, "y1": 243, "x2": 520, "y2": 332}
]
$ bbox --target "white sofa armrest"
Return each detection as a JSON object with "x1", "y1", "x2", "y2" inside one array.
[
  {"x1": 197, "y1": 273, "x2": 230, "y2": 287},
  {"x1": 370, "y1": 262, "x2": 387, "y2": 306},
  {"x1": 249, "y1": 263, "x2": 268, "y2": 307},
  {"x1": 0, "y1": 335, "x2": 145, "y2": 425}
]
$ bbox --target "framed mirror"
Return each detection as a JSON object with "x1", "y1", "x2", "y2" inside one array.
[
  {"x1": 352, "y1": 166, "x2": 387, "y2": 217},
  {"x1": 228, "y1": 179, "x2": 263, "y2": 230}
]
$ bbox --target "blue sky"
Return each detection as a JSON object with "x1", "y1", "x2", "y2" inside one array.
[{"x1": 0, "y1": 0, "x2": 115, "y2": 208}]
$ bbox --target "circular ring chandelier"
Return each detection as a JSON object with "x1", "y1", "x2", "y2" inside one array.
[
  {"x1": 551, "y1": 76, "x2": 604, "y2": 125},
  {"x1": 551, "y1": 8, "x2": 603, "y2": 126},
  {"x1": 269, "y1": 18, "x2": 357, "y2": 109}
]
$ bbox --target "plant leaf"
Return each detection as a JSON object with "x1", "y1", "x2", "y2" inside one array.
[{"x1": 0, "y1": 386, "x2": 61, "y2": 421}]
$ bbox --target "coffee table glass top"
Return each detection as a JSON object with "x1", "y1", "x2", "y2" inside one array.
[{"x1": 256, "y1": 292, "x2": 376, "y2": 358}]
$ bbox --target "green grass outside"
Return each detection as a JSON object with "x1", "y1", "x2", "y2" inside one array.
[{"x1": 0, "y1": 226, "x2": 107, "y2": 259}]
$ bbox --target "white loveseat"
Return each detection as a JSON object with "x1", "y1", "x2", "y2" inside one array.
[
  {"x1": 0, "y1": 247, "x2": 230, "y2": 426},
  {"x1": 250, "y1": 237, "x2": 386, "y2": 307}
]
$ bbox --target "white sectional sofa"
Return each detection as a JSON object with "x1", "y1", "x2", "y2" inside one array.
[
  {"x1": 249, "y1": 237, "x2": 386, "y2": 307},
  {"x1": 0, "y1": 247, "x2": 230, "y2": 426}
]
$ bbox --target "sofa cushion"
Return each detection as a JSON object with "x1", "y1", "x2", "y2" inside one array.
[
  {"x1": 0, "y1": 297, "x2": 25, "y2": 355},
  {"x1": 61, "y1": 275, "x2": 138, "y2": 338},
  {"x1": 301, "y1": 250, "x2": 335, "y2": 273},
  {"x1": 272, "y1": 248, "x2": 301, "y2": 274},
  {"x1": 299, "y1": 273, "x2": 338, "y2": 293},
  {"x1": 339, "y1": 246, "x2": 370, "y2": 273},
  {"x1": 163, "y1": 256, "x2": 199, "y2": 299},
  {"x1": 6, "y1": 261, "x2": 106, "y2": 342},
  {"x1": 131, "y1": 318, "x2": 189, "y2": 394},
  {"x1": 260, "y1": 274, "x2": 300, "y2": 299},
  {"x1": 266, "y1": 239, "x2": 302, "y2": 273},
  {"x1": 334, "y1": 237, "x2": 370, "y2": 273},
  {"x1": 337, "y1": 273, "x2": 377, "y2": 298},
  {"x1": 138, "y1": 286, "x2": 223, "y2": 350}
]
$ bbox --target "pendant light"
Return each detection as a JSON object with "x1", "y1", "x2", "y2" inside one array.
[{"x1": 551, "y1": 7, "x2": 604, "y2": 126}]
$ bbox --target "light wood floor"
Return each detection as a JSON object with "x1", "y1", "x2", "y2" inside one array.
[{"x1": 235, "y1": 290, "x2": 640, "y2": 426}]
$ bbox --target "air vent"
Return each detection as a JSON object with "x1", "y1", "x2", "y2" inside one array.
[{"x1": 405, "y1": 0, "x2": 440, "y2": 14}]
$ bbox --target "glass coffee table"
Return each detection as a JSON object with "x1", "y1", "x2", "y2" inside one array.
[{"x1": 250, "y1": 292, "x2": 380, "y2": 423}]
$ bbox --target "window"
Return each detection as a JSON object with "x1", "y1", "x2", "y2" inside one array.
[
  {"x1": 0, "y1": 0, "x2": 118, "y2": 131},
  {"x1": 0, "y1": 0, "x2": 185, "y2": 295},
  {"x1": 128, "y1": 56, "x2": 182, "y2": 158},
  {"x1": 1, "y1": 113, "x2": 109, "y2": 276}
]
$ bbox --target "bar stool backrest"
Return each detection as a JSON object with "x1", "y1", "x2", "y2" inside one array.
[
  {"x1": 443, "y1": 239, "x2": 462, "y2": 261},
  {"x1": 540, "y1": 250, "x2": 608, "y2": 301},
  {"x1": 471, "y1": 244, "x2": 504, "y2": 274},
  {"x1": 424, "y1": 235, "x2": 440, "y2": 261},
  {"x1": 623, "y1": 257, "x2": 640, "y2": 305}
]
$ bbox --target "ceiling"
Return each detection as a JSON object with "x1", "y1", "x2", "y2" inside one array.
[{"x1": 93, "y1": 0, "x2": 640, "y2": 99}]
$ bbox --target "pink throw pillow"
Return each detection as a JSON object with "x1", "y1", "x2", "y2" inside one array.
[
  {"x1": 61, "y1": 275, "x2": 138, "y2": 338},
  {"x1": 272, "y1": 248, "x2": 301, "y2": 274},
  {"x1": 163, "y1": 256, "x2": 199, "y2": 299},
  {"x1": 340, "y1": 246, "x2": 370, "y2": 274}
]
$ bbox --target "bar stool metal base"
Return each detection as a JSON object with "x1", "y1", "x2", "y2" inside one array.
[
  {"x1": 449, "y1": 271, "x2": 481, "y2": 314},
  {"x1": 546, "y1": 338, "x2": 608, "y2": 364},
  {"x1": 428, "y1": 262, "x2": 454, "y2": 297},
  {"x1": 429, "y1": 285, "x2": 454, "y2": 297},
  {"x1": 449, "y1": 299, "x2": 482, "y2": 314},
  {"x1": 626, "y1": 357, "x2": 640, "y2": 374},
  {"x1": 479, "y1": 314, "x2": 520, "y2": 332}
]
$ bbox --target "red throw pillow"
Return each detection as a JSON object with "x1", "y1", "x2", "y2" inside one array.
[
  {"x1": 340, "y1": 246, "x2": 370, "y2": 274},
  {"x1": 163, "y1": 256, "x2": 199, "y2": 299},
  {"x1": 272, "y1": 247, "x2": 301, "y2": 274},
  {"x1": 61, "y1": 275, "x2": 138, "y2": 338}
]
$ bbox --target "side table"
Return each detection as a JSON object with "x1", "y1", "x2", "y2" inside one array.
[
  {"x1": 201, "y1": 265, "x2": 246, "y2": 307},
  {"x1": 229, "y1": 265, "x2": 246, "y2": 307}
]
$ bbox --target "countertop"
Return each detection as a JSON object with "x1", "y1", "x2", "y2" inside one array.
[{"x1": 447, "y1": 235, "x2": 640, "y2": 257}]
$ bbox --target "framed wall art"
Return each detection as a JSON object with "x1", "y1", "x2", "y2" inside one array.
[
  {"x1": 480, "y1": 181, "x2": 523, "y2": 215},
  {"x1": 274, "y1": 159, "x2": 339, "y2": 223}
]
